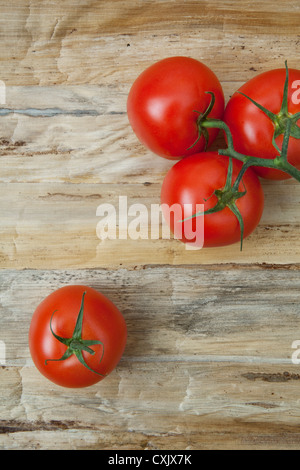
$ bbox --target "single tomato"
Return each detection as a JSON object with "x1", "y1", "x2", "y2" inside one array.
[
  {"x1": 161, "y1": 152, "x2": 264, "y2": 248},
  {"x1": 127, "y1": 56, "x2": 225, "y2": 159},
  {"x1": 29, "y1": 285, "x2": 127, "y2": 388},
  {"x1": 224, "y1": 66, "x2": 300, "y2": 179}
]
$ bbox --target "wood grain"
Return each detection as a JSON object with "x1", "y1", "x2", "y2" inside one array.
[
  {"x1": 1, "y1": 180, "x2": 300, "y2": 269},
  {"x1": 0, "y1": 0, "x2": 299, "y2": 87},
  {"x1": 1, "y1": 0, "x2": 300, "y2": 450},
  {"x1": 1, "y1": 267, "x2": 300, "y2": 450}
]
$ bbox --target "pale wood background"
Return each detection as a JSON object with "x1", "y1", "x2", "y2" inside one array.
[{"x1": 1, "y1": 0, "x2": 300, "y2": 450}]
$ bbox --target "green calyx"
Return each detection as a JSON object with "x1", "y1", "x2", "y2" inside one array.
[
  {"x1": 187, "y1": 91, "x2": 216, "y2": 151},
  {"x1": 238, "y1": 61, "x2": 300, "y2": 154},
  {"x1": 45, "y1": 291, "x2": 105, "y2": 377},
  {"x1": 182, "y1": 158, "x2": 246, "y2": 251},
  {"x1": 198, "y1": 62, "x2": 300, "y2": 182}
]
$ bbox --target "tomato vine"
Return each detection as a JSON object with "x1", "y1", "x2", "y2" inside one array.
[{"x1": 186, "y1": 61, "x2": 300, "y2": 249}]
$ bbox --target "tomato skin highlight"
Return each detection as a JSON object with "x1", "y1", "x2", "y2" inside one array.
[
  {"x1": 29, "y1": 285, "x2": 127, "y2": 388},
  {"x1": 224, "y1": 67, "x2": 300, "y2": 180},
  {"x1": 161, "y1": 152, "x2": 264, "y2": 248},
  {"x1": 127, "y1": 56, "x2": 225, "y2": 159}
]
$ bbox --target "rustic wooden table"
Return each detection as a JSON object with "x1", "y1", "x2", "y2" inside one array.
[{"x1": 1, "y1": 0, "x2": 300, "y2": 450}]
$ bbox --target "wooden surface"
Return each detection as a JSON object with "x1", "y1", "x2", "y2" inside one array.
[{"x1": 1, "y1": 0, "x2": 300, "y2": 450}]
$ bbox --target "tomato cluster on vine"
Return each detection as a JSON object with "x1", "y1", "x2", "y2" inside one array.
[{"x1": 127, "y1": 56, "x2": 300, "y2": 249}]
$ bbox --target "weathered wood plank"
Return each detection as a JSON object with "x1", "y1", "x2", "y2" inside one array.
[
  {"x1": 1, "y1": 0, "x2": 300, "y2": 451},
  {"x1": 1, "y1": 181, "x2": 300, "y2": 268},
  {"x1": 0, "y1": 84, "x2": 229, "y2": 185},
  {"x1": 1, "y1": 267, "x2": 300, "y2": 366},
  {"x1": 1, "y1": 262, "x2": 300, "y2": 451},
  {"x1": 3, "y1": 264, "x2": 300, "y2": 450},
  {"x1": 2, "y1": 362, "x2": 300, "y2": 450},
  {"x1": 0, "y1": 1, "x2": 299, "y2": 86}
]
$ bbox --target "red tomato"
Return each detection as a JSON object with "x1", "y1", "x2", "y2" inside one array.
[
  {"x1": 224, "y1": 67, "x2": 300, "y2": 180},
  {"x1": 29, "y1": 285, "x2": 127, "y2": 388},
  {"x1": 161, "y1": 152, "x2": 264, "y2": 248},
  {"x1": 127, "y1": 56, "x2": 225, "y2": 159}
]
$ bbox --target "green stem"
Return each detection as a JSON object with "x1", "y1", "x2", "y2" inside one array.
[
  {"x1": 45, "y1": 291, "x2": 105, "y2": 377},
  {"x1": 202, "y1": 118, "x2": 300, "y2": 183},
  {"x1": 181, "y1": 157, "x2": 247, "y2": 250},
  {"x1": 187, "y1": 92, "x2": 216, "y2": 151},
  {"x1": 185, "y1": 64, "x2": 300, "y2": 251}
]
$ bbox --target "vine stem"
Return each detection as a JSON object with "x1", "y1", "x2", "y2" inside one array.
[
  {"x1": 184, "y1": 65, "x2": 300, "y2": 250},
  {"x1": 201, "y1": 117, "x2": 300, "y2": 183}
]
